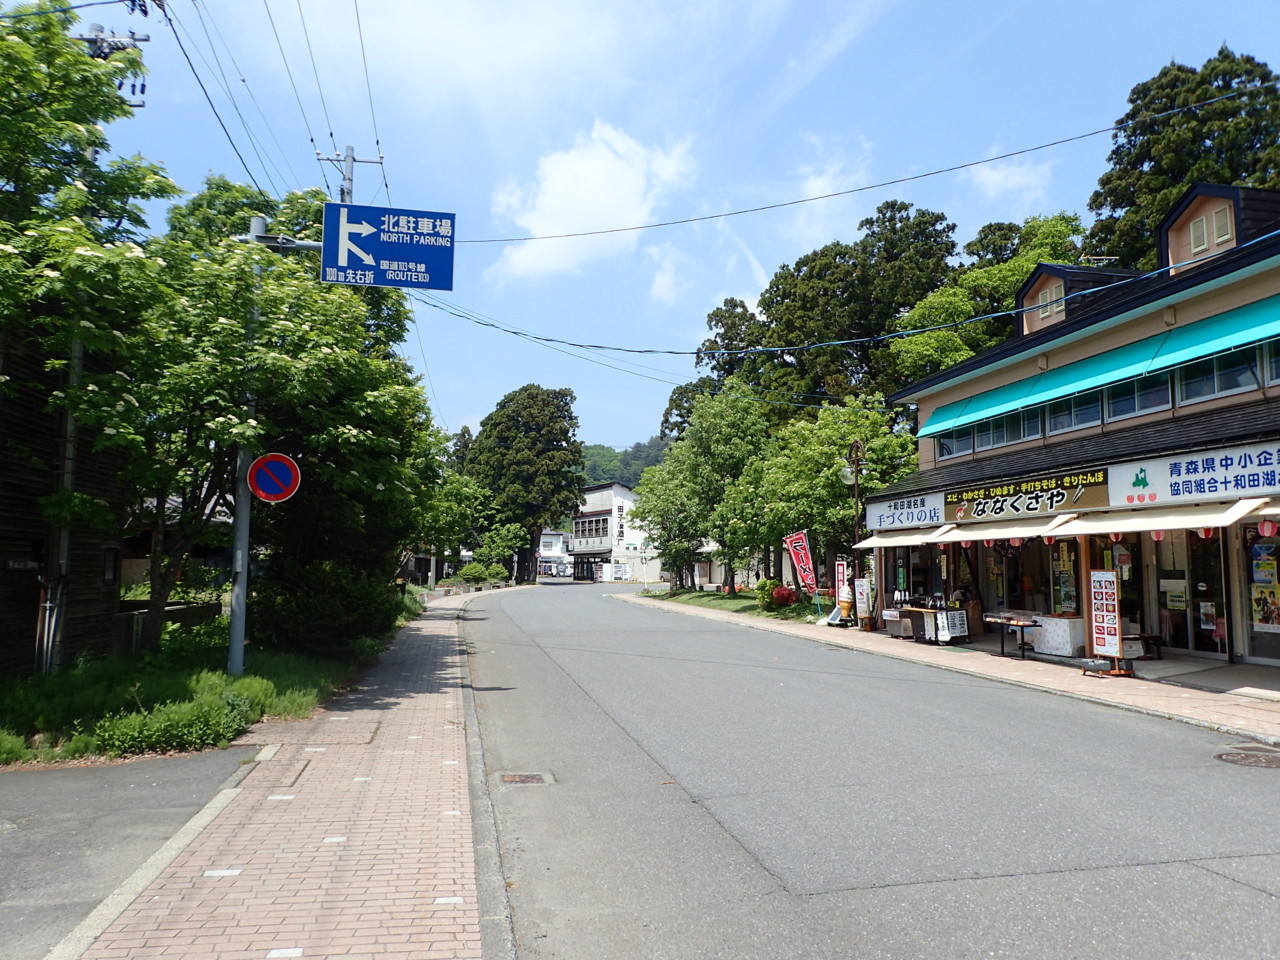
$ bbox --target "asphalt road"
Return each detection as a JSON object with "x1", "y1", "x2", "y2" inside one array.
[
  {"x1": 466, "y1": 582, "x2": 1280, "y2": 960},
  {"x1": 0, "y1": 746, "x2": 256, "y2": 960}
]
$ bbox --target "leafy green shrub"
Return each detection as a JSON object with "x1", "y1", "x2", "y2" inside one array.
[
  {"x1": 755, "y1": 578, "x2": 781, "y2": 609},
  {"x1": 253, "y1": 561, "x2": 402, "y2": 657},
  {"x1": 485, "y1": 563, "x2": 509, "y2": 582},
  {"x1": 458, "y1": 562, "x2": 489, "y2": 583},
  {"x1": 0, "y1": 729, "x2": 32, "y2": 765},
  {"x1": 94, "y1": 693, "x2": 250, "y2": 757}
]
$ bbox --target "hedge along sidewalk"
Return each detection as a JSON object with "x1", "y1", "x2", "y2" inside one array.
[
  {"x1": 62, "y1": 595, "x2": 489, "y2": 960},
  {"x1": 613, "y1": 593, "x2": 1280, "y2": 746}
]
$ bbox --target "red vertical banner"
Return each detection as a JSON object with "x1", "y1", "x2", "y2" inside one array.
[{"x1": 783, "y1": 531, "x2": 818, "y2": 593}]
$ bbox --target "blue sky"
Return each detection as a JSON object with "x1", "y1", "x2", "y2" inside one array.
[{"x1": 88, "y1": 0, "x2": 1280, "y2": 448}]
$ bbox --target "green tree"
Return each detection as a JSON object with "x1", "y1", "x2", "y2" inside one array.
[
  {"x1": 630, "y1": 447, "x2": 705, "y2": 589},
  {"x1": 0, "y1": 1, "x2": 177, "y2": 234},
  {"x1": 420, "y1": 470, "x2": 490, "y2": 567},
  {"x1": 616, "y1": 435, "x2": 669, "y2": 487},
  {"x1": 1087, "y1": 47, "x2": 1280, "y2": 269},
  {"x1": 581, "y1": 444, "x2": 622, "y2": 484},
  {"x1": 472, "y1": 522, "x2": 528, "y2": 572},
  {"x1": 447, "y1": 425, "x2": 474, "y2": 473},
  {"x1": 698, "y1": 201, "x2": 956, "y2": 418},
  {"x1": 661, "y1": 375, "x2": 719, "y2": 440},
  {"x1": 737, "y1": 398, "x2": 917, "y2": 585},
  {"x1": 465, "y1": 384, "x2": 584, "y2": 580},
  {"x1": 886, "y1": 213, "x2": 1085, "y2": 390}
]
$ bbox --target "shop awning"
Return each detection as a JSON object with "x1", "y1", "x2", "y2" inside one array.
[
  {"x1": 1050, "y1": 497, "x2": 1268, "y2": 536},
  {"x1": 929, "y1": 513, "x2": 1077, "y2": 544},
  {"x1": 855, "y1": 524, "x2": 954, "y2": 548},
  {"x1": 918, "y1": 294, "x2": 1280, "y2": 438}
]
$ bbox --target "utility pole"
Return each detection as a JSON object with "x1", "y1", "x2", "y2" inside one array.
[{"x1": 321, "y1": 145, "x2": 384, "y2": 203}]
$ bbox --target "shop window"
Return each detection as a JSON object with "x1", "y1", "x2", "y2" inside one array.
[
  {"x1": 1046, "y1": 391, "x2": 1102, "y2": 435},
  {"x1": 936, "y1": 428, "x2": 973, "y2": 459},
  {"x1": 1267, "y1": 341, "x2": 1280, "y2": 384},
  {"x1": 1105, "y1": 372, "x2": 1171, "y2": 420},
  {"x1": 1177, "y1": 346, "x2": 1260, "y2": 404}
]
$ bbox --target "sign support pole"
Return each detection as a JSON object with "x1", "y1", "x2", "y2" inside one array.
[{"x1": 227, "y1": 216, "x2": 267, "y2": 677}]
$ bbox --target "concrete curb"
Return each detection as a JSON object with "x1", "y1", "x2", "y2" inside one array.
[{"x1": 457, "y1": 597, "x2": 518, "y2": 960}]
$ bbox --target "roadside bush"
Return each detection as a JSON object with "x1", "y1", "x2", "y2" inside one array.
[
  {"x1": 253, "y1": 561, "x2": 402, "y2": 657},
  {"x1": 458, "y1": 562, "x2": 489, "y2": 583},
  {"x1": 94, "y1": 692, "x2": 251, "y2": 757},
  {"x1": 772, "y1": 585, "x2": 798, "y2": 607},
  {"x1": 755, "y1": 578, "x2": 781, "y2": 609},
  {"x1": 485, "y1": 563, "x2": 509, "y2": 582},
  {"x1": 0, "y1": 729, "x2": 32, "y2": 765}
]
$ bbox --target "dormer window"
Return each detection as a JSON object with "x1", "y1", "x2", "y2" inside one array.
[
  {"x1": 1190, "y1": 216, "x2": 1209, "y2": 254},
  {"x1": 1213, "y1": 206, "x2": 1232, "y2": 244},
  {"x1": 1036, "y1": 282, "x2": 1065, "y2": 319}
]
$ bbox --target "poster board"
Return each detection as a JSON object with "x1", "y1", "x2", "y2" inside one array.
[
  {"x1": 1090, "y1": 568, "x2": 1121, "y2": 657},
  {"x1": 854, "y1": 579, "x2": 871, "y2": 618}
]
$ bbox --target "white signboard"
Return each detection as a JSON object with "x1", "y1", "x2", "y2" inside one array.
[
  {"x1": 1110, "y1": 441, "x2": 1280, "y2": 507},
  {"x1": 1090, "y1": 569, "x2": 1121, "y2": 657},
  {"x1": 866, "y1": 493, "x2": 945, "y2": 530}
]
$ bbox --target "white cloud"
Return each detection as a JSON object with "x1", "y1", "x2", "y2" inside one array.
[
  {"x1": 646, "y1": 243, "x2": 685, "y2": 305},
  {"x1": 961, "y1": 154, "x2": 1055, "y2": 216},
  {"x1": 717, "y1": 222, "x2": 770, "y2": 291},
  {"x1": 765, "y1": 1, "x2": 895, "y2": 112},
  {"x1": 785, "y1": 135, "x2": 873, "y2": 250},
  {"x1": 487, "y1": 121, "x2": 695, "y2": 280}
]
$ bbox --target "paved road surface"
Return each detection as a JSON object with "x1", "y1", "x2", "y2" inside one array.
[
  {"x1": 466, "y1": 582, "x2": 1280, "y2": 960},
  {"x1": 0, "y1": 748, "x2": 256, "y2": 960}
]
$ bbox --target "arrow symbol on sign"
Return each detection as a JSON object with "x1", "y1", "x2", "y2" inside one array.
[{"x1": 337, "y1": 205, "x2": 376, "y2": 266}]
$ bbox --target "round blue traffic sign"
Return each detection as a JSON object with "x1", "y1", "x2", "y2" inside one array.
[{"x1": 248, "y1": 453, "x2": 301, "y2": 503}]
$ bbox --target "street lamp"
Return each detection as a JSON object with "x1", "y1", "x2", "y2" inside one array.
[{"x1": 839, "y1": 440, "x2": 865, "y2": 580}]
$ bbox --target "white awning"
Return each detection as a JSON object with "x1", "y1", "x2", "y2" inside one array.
[
  {"x1": 930, "y1": 513, "x2": 1077, "y2": 544},
  {"x1": 855, "y1": 524, "x2": 954, "y2": 548},
  {"x1": 1050, "y1": 497, "x2": 1267, "y2": 536}
]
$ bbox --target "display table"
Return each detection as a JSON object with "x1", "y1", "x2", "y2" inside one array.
[
  {"x1": 898, "y1": 607, "x2": 969, "y2": 644},
  {"x1": 982, "y1": 613, "x2": 1037, "y2": 658},
  {"x1": 1034, "y1": 615, "x2": 1086, "y2": 657}
]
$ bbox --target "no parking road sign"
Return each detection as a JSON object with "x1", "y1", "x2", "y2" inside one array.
[{"x1": 248, "y1": 453, "x2": 301, "y2": 503}]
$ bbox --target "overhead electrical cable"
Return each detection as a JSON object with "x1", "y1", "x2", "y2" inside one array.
[
  {"x1": 175, "y1": 1, "x2": 283, "y2": 196},
  {"x1": 191, "y1": 0, "x2": 303, "y2": 190},
  {"x1": 159, "y1": 2, "x2": 271, "y2": 200},
  {"x1": 262, "y1": 0, "x2": 333, "y2": 197},
  {"x1": 459, "y1": 79, "x2": 1280, "y2": 245},
  {"x1": 352, "y1": 0, "x2": 393, "y2": 205},
  {"x1": 294, "y1": 0, "x2": 339, "y2": 155}
]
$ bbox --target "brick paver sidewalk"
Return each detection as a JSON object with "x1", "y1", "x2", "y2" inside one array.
[{"x1": 73, "y1": 597, "x2": 482, "y2": 960}]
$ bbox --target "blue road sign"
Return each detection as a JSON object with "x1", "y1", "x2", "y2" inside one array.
[{"x1": 320, "y1": 202, "x2": 455, "y2": 291}]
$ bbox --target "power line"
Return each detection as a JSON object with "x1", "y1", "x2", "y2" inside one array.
[
  {"x1": 190, "y1": 0, "x2": 303, "y2": 190},
  {"x1": 159, "y1": 2, "x2": 271, "y2": 200},
  {"x1": 459, "y1": 79, "x2": 1280, "y2": 246},
  {"x1": 352, "y1": 0, "x2": 392, "y2": 205},
  {"x1": 294, "y1": 0, "x2": 338, "y2": 155},
  {"x1": 262, "y1": 0, "x2": 333, "y2": 197},
  {"x1": 175, "y1": 1, "x2": 283, "y2": 197}
]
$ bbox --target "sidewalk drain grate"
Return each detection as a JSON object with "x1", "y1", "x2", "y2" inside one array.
[
  {"x1": 502, "y1": 773, "x2": 551, "y2": 784},
  {"x1": 1215, "y1": 752, "x2": 1280, "y2": 768}
]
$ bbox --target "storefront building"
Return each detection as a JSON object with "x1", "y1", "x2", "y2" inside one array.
[
  {"x1": 862, "y1": 183, "x2": 1280, "y2": 665},
  {"x1": 568, "y1": 483, "x2": 658, "y2": 582}
]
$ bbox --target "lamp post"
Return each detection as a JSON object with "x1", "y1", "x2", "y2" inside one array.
[{"x1": 839, "y1": 440, "x2": 865, "y2": 580}]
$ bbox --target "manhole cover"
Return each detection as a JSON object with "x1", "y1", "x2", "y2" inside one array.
[
  {"x1": 1215, "y1": 752, "x2": 1280, "y2": 768},
  {"x1": 501, "y1": 773, "x2": 551, "y2": 784}
]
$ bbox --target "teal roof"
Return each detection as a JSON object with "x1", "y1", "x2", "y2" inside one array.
[{"x1": 918, "y1": 294, "x2": 1280, "y2": 438}]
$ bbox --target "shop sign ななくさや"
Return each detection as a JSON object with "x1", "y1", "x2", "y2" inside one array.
[{"x1": 945, "y1": 470, "x2": 1108, "y2": 523}]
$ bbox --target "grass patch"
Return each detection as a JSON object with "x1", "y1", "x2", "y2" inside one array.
[
  {"x1": 646, "y1": 588, "x2": 830, "y2": 623},
  {"x1": 0, "y1": 613, "x2": 394, "y2": 764}
]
